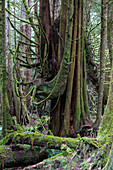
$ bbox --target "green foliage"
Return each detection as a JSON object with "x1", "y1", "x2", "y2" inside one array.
[
  {"x1": 0, "y1": 126, "x2": 2, "y2": 140},
  {"x1": 61, "y1": 144, "x2": 74, "y2": 155},
  {"x1": 47, "y1": 149, "x2": 61, "y2": 158}
]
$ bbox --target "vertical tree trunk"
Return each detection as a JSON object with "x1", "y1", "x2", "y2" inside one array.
[
  {"x1": 50, "y1": 0, "x2": 69, "y2": 136},
  {"x1": 14, "y1": 0, "x2": 16, "y2": 48},
  {"x1": 94, "y1": 0, "x2": 107, "y2": 130},
  {"x1": 60, "y1": 0, "x2": 78, "y2": 136},
  {"x1": 34, "y1": 0, "x2": 39, "y2": 61},
  {"x1": 40, "y1": 0, "x2": 51, "y2": 76},
  {"x1": 58, "y1": 0, "x2": 68, "y2": 63},
  {"x1": 26, "y1": 0, "x2": 31, "y2": 109},
  {"x1": 82, "y1": 0, "x2": 90, "y2": 120},
  {"x1": 107, "y1": 2, "x2": 113, "y2": 67},
  {"x1": 50, "y1": 0, "x2": 90, "y2": 136},
  {"x1": 73, "y1": 0, "x2": 82, "y2": 130},
  {"x1": 0, "y1": 0, "x2": 7, "y2": 136},
  {"x1": 19, "y1": 2, "x2": 26, "y2": 125},
  {"x1": 6, "y1": 0, "x2": 14, "y2": 127},
  {"x1": 52, "y1": 0, "x2": 56, "y2": 25}
]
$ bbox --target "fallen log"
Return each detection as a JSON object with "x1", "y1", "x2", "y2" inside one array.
[
  {"x1": 0, "y1": 132, "x2": 98, "y2": 150},
  {"x1": 0, "y1": 144, "x2": 48, "y2": 169},
  {"x1": 0, "y1": 132, "x2": 99, "y2": 169}
]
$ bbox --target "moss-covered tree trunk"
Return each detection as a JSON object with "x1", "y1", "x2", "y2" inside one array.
[
  {"x1": 72, "y1": 0, "x2": 90, "y2": 132},
  {"x1": 0, "y1": 0, "x2": 7, "y2": 137},
  {"x1": 50, "y1": 0, "x2": 69, "y2": 136},
  {"x1": 60, "y1": 0, "x2": 90, "y2": 136},
  {"x1": 94, "y1": 0, "x2": 107, "y2": 130},
  {"x1": 107, "y1": 2, "x2": 113, "y2": 67},
  {"x1": 97, "y1": 72, "x2": 113, "y2": 169},
  {"x1": 97, "y1": 3, "x2": 113, "y2": 167},
  {"x1": 50, "y1": 0, "x2": 90, "y2": 137},
  {"x1": 26, "y1": 0, "x2": 31, "y2": 110},
  {"x1": 19, "y1": 2, "x2": 26, "y2": 125},
  {"x1": 11, "y1": 0, "x2": 90, "y2": 137},
  {"x1": 73, "y1": 0, "x2": 82, "y2": 130},
  {"x1": 60, "y1": 0, "x2": 78, "y2": 136}
]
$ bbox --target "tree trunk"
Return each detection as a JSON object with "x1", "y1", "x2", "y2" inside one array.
[
  {"x1": 58, "y1": 0, "x2": 68, "y2": 63},
  {"x1": 40, "y1": 0, "x2": 51, "y2": 78},
  {"x1": 50, "y1": 0, "x2": 90, "y2": 136},
  {"x1": 19, "y1": 2, "x2": 26, "y2": 125},
  {"x1": 94, "y1": 0, "x2": 107, "y2": 130},
  {"x1": 73, "y1": 0, "x2": 82, "y2": 130},
  {"x1": 60, "y1": 0, "x2": 77, "y2": 136},
  {"x1": 50, "y1": 0, "x2": 71, "y2": 136},
  {"x1": 107, "y1": 2, "x2": 113, "y2": 67},
  {"x1": 0, "y1": 0, "x2": 7, "y2": 137},
  {"x1": 6, "y1": 0, "x2": 18, "y2": 127},
  {"x1": 26, "y1": 0, "x2": 31, "y2": 109}
]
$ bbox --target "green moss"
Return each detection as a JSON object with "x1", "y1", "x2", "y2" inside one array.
[
  {"x1": 97, "y1": 86, "x2": 113, "y2": 147},
  {"x1": 82, "y1": 137, "x2": 99, "y2": 148},
  {"x1": 0, "y1": 132, "x2": 14, "y2": 145},
  {"x1": 0, "y1": 131, "x2": 80, "y2": 153},
  {"x1": 8, "y1": 149, "x2": 15, "y2": 161},
  {"x1": 0, "y1": 146, "x2": 7, "y2": 158},
  {"x1": 17, "y1": 124, "x2": 23, "y2": 132},
  {"x1": 102, "y1": 147, "x2": 111, "y2": 166},
  {"x1": 48, "y1": 130, "x2": 54, "y2": 136}
]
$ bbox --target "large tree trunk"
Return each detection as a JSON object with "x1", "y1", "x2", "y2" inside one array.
[
  {"x1": 60, "y1": 0, "x2": 90, "y2": 136},
  {"x1": 58, "y1": 0, "x2": 68, "y2": 63},
  {"x1": 49, "y1": 0, "x2": 90, "y2": 137},
  {"x1": 6, "y1": 0, "x2": 19, "y2": 126},
  {"x1": 97, "y1": 72, "x2": 113, "y2": 169},
  {"x1": 18, "y1": 2, "x2": 27, "y2": 125},
  {"x1": 93, "y1": 0, "x2": 107, "y2": 130},
  {"x1": 40, "y1": 0, "x2": 51, "y2": 78},
  {"x1": 107, "y1": 2, "x2": 113, "y2": 67},
  {"x1": 60, "y1": 0, "x2": 78, "y2": 136},
  {"x1": 0, "y1": 0, "x2": 7, "y2": 137},
  {"x1": 50, "y1": 0, "x2": 71, "y2": 136}
]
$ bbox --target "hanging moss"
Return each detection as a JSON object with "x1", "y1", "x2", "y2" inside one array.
[{"x1": 97, "y1": 86, "x2": 113, "y2": 145}]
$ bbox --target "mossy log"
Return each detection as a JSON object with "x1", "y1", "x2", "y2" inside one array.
[
  {"x1": 0, "y1": 144, "x2": 48, "y2": 169},
  {"x1": 0, "y1": 132, "x2": 98, "y2": 150},
  {"x1": 0, "y1": 132, "x2": 100, "y2": 169}
]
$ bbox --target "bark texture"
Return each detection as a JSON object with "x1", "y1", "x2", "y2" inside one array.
[
  {"x1": 94, "y1": 0, "x2": 107, "y2": 130},
  {"x1": 0, "y1": 144, "x2": 48, "y2": 169},
  {"x1": 0, "y1": 0, "x2": 7, "y2": 136}
]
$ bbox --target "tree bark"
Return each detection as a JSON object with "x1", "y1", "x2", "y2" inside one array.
[
  {"x1": 26, "y1": 0, "x2": 31, "y2": 109},
  {"x1": 0, "y1": 144, "x2": 48, "y2": 169},
  {"x1": 0, "y1": 0, "x2": 7, "y2": 137},
  {"x1": 40, "y1": 0, "x2": 51, "y2": 77},
  {"x1": 94, "y1": 0, "x2": 107, "y2": 130},
  {"x1": 107, "y1": 2, "x2": 113, "y2": 67},
  {"x1": 50, "y1": 0, "x2": 72, "y2": 136},
  {"x1": 60, "y1": 0, "x2": 77, "y2": 136},
  {"x1": 73, "y1": 0, "x2": 82, "y2": 130}
]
